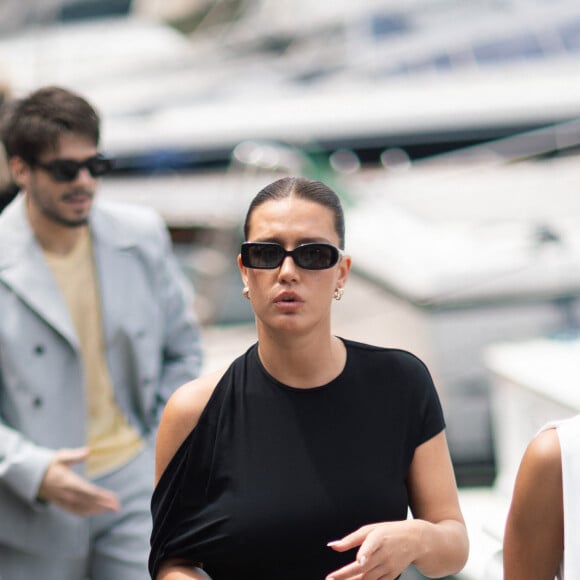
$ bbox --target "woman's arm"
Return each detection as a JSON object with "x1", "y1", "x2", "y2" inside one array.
[
  {"x1": 155, "y1": 368, "x2": 226, "y2": 484},
  {"x1": 327, "y1": 431, "x2": 468, "y2": 579},
  {"x1": 503, "y1": 428, "x2": 563, "y2": 580},
  {"x1": 153, "y1": 369, "x2": 227, "y2": 580},
  {"x1": 157, "y1": 559, "x2": 212, "y2": 580},
  {"x1": 404, "y1": 429, "x2": 469, "y2": 576}
]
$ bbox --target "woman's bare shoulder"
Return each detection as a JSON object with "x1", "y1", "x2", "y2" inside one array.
[
  {"x1": 167, "y1": 368, "x2": 227, "y2": 421},
  {"x1": 155, "y1": 366, "x2": 228, "y2": 482}
]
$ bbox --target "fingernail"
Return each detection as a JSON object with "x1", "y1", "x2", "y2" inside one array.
[
  {"x1": 358, "y1": 555, "x2": 366, "y2": 566},
  {"x1": 327, "y1": 540, "x2": 339, "y2": 546}
]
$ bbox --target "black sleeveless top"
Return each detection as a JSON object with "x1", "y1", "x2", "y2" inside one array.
[{"x1": 149, "y1": 339, "x2": 445, "y2": 579}]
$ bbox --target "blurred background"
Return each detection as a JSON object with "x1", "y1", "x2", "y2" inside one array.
[{"x1": 1, "y1": 1, "x2": 580, "y2": 578}]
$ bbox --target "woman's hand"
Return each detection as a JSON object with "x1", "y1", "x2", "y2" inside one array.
[
  {"x1": 327, "y1": 432, "x2": 469, "y2": 579},
  {"x1": 326, "y1": 520, "x2": 419, "y2": 580}
]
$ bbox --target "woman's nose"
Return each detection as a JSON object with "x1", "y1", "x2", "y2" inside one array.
[{"x1": 277, "y1": 254, "x2": 299, "y2": 280}]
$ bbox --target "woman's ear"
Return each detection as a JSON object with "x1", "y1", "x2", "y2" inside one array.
[
  {"x1": 337, "y1": 253, "x2": 352, "y2": 288},
  {"x1": 237, "y1": 254, "x2": 247, "y2": 286}
]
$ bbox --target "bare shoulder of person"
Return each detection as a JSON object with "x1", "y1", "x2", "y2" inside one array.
[
  {"x1": 166, "y1": 368, "x2": 227, "y2": 426},
  {"x1": 509, "y1": 426, "x2": 562, "y2": 517},
  {"x1": 504, "y1": 425, "x2": 564, "y2": 576},
  {"x1": 524, "y1": 427, "x2": 561, "y2": 473},
  {"x1": 155, "y1": 367, "x2": 228, "y2": 482}
]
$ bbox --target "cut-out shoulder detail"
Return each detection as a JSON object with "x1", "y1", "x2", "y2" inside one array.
[
  {"x1": 154, "y1": 366, "x2": 228, "y2": 483},
  {"x1": 149, "y1": 339, "x2": 452, "y2": 580}
]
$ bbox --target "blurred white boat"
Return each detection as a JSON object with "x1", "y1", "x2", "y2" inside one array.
[
  {"x1": 338, "y1": 123, "x2": 580, "y2": 477},
  {"x1": 2, "y1": 0, "x2": 580, "y2": 474},
  {"x1": 1, "y1": 0, "x2": 580, "y2": 168}
]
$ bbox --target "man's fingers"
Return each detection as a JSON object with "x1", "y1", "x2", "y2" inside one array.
[
  {"x1": 66, "y1": 476, "x2": 121, "y2": 513},
  {"x1": 53, "y1": 447, "x2": 90, "y2": 466},
  {"x1": 90, "y1": 485, "x2": 121, "y2": 512},
  {"x1": 57, "y1": 481, "x2": 120, "y2": 515},
  {"x1": 38, "y1": 451, "x2": 121, "y2": 515}
]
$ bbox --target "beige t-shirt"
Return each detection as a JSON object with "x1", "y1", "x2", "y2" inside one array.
[{"x1": 44, "y1": 229, "x2": 143, "y2": 478}]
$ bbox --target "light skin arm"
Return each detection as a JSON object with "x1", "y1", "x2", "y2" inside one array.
[
  {"x1": 503, "y1": 428, "x2": 563, "y2": 580},
  {"x1": 327, "y1": 431, "x2": 468, "y2": 579},
  {"x1": 153, "y1": 369, "x2": 226, "y2": 580},
  {"x1": 156, "y1": 560, "x2": 212, "y2": 580}
]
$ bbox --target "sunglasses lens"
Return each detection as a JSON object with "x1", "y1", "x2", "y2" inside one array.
[
  {"x1": 295, "y1": 244, "x2": 338, "y2": 269},
  {"x1": 87, "y1": 156, "x2": 113, "y2": 177},
  {"x1": 244, "y1": 244, "x2": 284, "y2": 268},
  {"x1": 50, "y1": 161, "x2": 81, "y2": 182}
]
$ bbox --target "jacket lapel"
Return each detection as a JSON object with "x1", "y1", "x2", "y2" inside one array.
[
  {"x1": 89, "y1": 203, "x2": 137, "y2": 346},
  {"x1": 0, "y1": 196, "x2": 79, "y2": 348}
]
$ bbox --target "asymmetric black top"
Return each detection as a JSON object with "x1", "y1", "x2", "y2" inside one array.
[{"x1": 149, "y1": 339, "x2": 445, "y2": 579}]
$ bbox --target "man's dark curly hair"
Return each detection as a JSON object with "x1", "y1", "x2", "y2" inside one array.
[{"x1": 0, "y1": 85, "x2": 100, "y2": 164}]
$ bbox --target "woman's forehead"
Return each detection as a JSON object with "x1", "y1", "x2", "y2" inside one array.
[{"x1": 248, "y1": 197, "x2": 336, "y2": 238}]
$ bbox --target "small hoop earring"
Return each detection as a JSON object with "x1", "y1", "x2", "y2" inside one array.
[
  {"x1": 242, "y1": 286, "x2": 250, "y2": 300},
  {"x1": 333, "y1": 287, "x2": 344, "y2": 301}
]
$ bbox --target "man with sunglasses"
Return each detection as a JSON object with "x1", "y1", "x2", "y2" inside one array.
[{"x1": 0, "y1": 86, "x2": 202, "y2": 580}]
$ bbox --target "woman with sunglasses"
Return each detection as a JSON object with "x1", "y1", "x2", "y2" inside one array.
[{"x1": 149, "y1": 176, "x2": 468, "y2": 580}]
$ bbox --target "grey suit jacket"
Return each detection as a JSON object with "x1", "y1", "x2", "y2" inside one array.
[{"x1": 0, "y1": 194, "x2": 202, "y2": 555}]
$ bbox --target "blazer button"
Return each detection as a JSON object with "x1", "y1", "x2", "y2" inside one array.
[
  {"x1": 33, "y1": 397, "x2": 43, "y2": 408},
  {"x1": 34, "y1": 345, "x2": 45, "y2": 355}
]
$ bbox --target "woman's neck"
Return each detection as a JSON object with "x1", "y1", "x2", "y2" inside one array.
[{"x1": 257, "y1": 333, "x2": 346, "y2": 389}]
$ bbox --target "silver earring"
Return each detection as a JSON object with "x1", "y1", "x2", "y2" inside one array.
[
  {"x1": 242, "y1": 286, "x2": 250, "y2": 300},
  {"x1": 333, "y1": 287, "x2": 344, "y2": 301}
]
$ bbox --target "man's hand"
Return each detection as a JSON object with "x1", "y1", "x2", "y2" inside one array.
[{"x1": 37, "y1": 447, "x2": 120, "y2": 516}]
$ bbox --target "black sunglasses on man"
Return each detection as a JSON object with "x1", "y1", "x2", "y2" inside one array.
[{"x1": 33, "y1": 154, "x2": 113, "y2": 182}]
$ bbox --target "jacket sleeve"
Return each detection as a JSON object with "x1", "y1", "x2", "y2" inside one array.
[{"x1": 0, "y1": 413, "x2": 55, "y2": 504}]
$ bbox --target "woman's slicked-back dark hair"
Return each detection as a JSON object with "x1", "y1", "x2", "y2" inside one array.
[
  {"x1": 0, "y1": 86, "x2": 100, "y2": 164},
  {"x1": 243, "y1": 176, "x2": 345, "y2": 248}
]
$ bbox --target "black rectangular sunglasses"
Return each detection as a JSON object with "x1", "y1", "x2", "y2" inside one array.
[
  {"x1": 34, "y1": 154, "x2": 113, "y2": 182},
  {"x1": 241, "y1": 242, "x2": 342, "y2": 270}
]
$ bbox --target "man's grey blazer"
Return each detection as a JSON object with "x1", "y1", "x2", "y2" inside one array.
[{"x1": 0, "y1": 194, "x2": 202, "y2": 555}]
